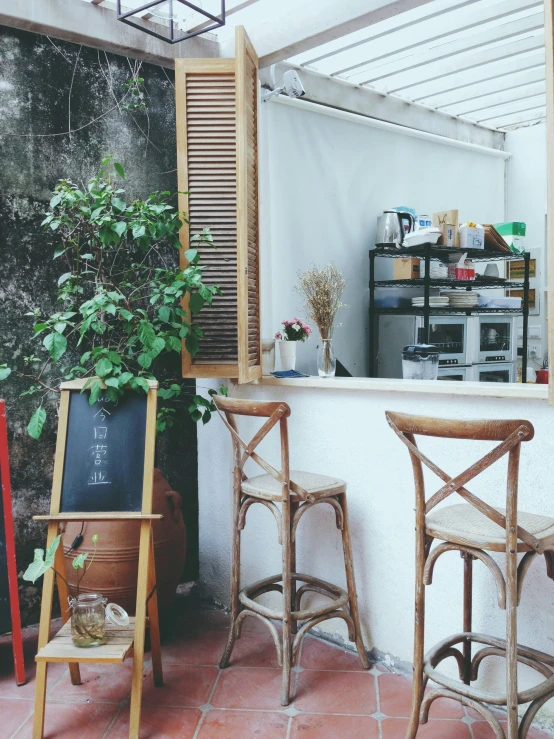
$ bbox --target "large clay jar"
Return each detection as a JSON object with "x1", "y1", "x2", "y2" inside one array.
[{"x1": 63, "y1": 469, "x2": 186, "y2": 616}]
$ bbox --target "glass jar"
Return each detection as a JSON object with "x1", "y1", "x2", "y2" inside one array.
[
  {"x1": 317, "y1": 327, "x2": 336, "y2": 378},
  {"x1": 68, "y1": 594, "x2": 129, "y2": 648},
  {"x1": 69, "y1": 594, "x2": 108, "y2": 647}
]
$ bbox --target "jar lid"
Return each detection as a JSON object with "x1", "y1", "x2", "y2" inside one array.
[
  {"x1": 403, "y1": 344, "x2": 439, "y2": 357},
  {"x1": 105, "y1": 603, "x2": 130, "y2": 627}
]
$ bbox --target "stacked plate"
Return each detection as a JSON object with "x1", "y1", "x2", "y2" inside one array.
[
  {"x1": 411, "y1": 296, "x2": 449, "y2": 307},
  {"x1": 441, "y1": 290, "x2": 478, "y2": 308}
]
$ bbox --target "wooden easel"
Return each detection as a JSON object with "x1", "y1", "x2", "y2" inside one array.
[{"x1": 32, "y1": 379, "x2": 163, "y2": 739}]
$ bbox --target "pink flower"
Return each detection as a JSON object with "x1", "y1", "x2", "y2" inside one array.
[{"x1": 275, "y1": 331, "x2": 281, "y2": 339}]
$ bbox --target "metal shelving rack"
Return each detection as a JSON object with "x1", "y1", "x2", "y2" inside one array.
[{"x1": 369, "y1": 243, "x2": 531, "y2": 381}]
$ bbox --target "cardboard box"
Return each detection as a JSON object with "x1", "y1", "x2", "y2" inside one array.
[
  {"x1": 433, "y1": 210, "x2": 459, "y2": 246},
  {"x1": 458, "y1": 225, "x2": 485, "y2": 249},
  {"x1": 438, "y1": 223, "x2": 456, "y2": 247},
  {"x1": 393, "y1": 257, "x2": 420, "y2": 280},
  {"x1": 494, "y1": 221, "x2": 526, "y2": 253}
]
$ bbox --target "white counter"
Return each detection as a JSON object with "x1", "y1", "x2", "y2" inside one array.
[{"x1": 197, "y1": 377, "x2": 554, "y2": 728}]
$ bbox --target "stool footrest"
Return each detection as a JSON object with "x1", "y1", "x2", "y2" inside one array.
[
  {"x1": 239, "y1": 572, "x2": 349, "y2": 622},
  {"x1": 424, "y1": 631, "x2": 554, "y2": 706}
]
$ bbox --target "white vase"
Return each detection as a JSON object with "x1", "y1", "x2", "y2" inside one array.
[{"x1": 277, "y1": 340, "x2": 297, "y2": 371}]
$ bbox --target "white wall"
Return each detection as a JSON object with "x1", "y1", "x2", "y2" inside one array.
[
  {"x1": 505, "y1": 123, "x2": 547, "y2": 369},
  {"x1": 261, "y1": 97, "x2": 507, "y2": 377},
  {"x1": 198, "y1": 381, "x2": 554, "y2": 729}
]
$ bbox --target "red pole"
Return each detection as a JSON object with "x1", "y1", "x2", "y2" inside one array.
[{"x1": 0, "y1": 400, "x2": 26, "y2": 685}]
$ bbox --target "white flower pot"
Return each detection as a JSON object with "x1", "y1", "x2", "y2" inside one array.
[{"x1": 277, "y1": 340, "x2": 297, "y2": 371}]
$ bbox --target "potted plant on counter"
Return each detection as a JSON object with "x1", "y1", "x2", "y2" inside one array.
[
  {"x1": 1, "y1": 156, "x2": 225, "y2": 612},
  {"x1": 274, "y1": 318, "x2": 312, "y2": 371}
]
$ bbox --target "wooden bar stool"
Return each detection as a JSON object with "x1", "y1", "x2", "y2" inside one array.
[
  {"x1": 387, "y1": 411, "x2": 554, "y2": 739},
  {"x1": 214, "y1": 396, "x2": 369, "y2": 705}
]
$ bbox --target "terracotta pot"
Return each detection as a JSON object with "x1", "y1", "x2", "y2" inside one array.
[{"x1": 63, "y1": 469, "x2": 186, "y2": 616}]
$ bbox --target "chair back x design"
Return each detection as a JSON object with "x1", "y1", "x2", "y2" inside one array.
[{"x1": 385, "y1": 412, "x2": 538, "y2": 551}]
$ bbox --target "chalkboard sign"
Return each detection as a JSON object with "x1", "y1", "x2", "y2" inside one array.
[
  {"x1": 60, "y1": 391, "x2": 147, "y2": 513},
  {"x1": 0, "y1": 486, "x2": 10, "y2": 634}
]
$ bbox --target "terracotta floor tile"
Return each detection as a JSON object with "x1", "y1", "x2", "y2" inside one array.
[
  {"x1": 472, "y1": 721, "x2": 550, "y2": 739},
  {"x1": 0, "y1": 661, "x2": 67, "y2": 701},
  {"x1": 228, "y1": 633, "x2": 280, "y2": 669},
  {"x1": 294, "y1": 669, "x2": 377, "y2": 715},
  {"x1": 161, "y1": 630, "x2": 228, "y2": 666},
  {"x1": 105, "y1": 706, "x2": 201, "y2": 738},
  {"x1": 299, "y1": 637, "x2": 367, "y2": 672},
  {"x1": 47, "y1": 663, "x2": 134, "y2": 704},
  {"x1": 14, "y1": 701, "x2": 119, "y2": 739},
  {"x1": 197, "y1": 709, "x2": 288, "y2": 738},
  {"x1": 378, "y1": 673, "x2": 464, "y2": 719},
  {"x1": 381, "y1": 718, "x2": 471, "y2": 738},
  {"x1": 141, "y1": 664, "x2": 218, "y2": 707},
  {"x1": 290, "y1": 713, "x2": 379, "y2": 738},
  {"x1": 211, "y1": 667, "x2": 288, "y2": 711},
  {"x1": 0, "y1": 697, "x2": 34, "y2": 739}
]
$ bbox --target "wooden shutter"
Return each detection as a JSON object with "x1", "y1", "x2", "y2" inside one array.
[{"x1": 176, "y1": 26, "x2": 261, "y2": 383}]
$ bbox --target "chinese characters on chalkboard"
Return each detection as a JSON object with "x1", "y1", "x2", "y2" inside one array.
[{"x1": 88, "y1": 402, "x2": 112, "y2": 487}]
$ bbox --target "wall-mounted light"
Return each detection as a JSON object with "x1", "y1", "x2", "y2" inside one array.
[{"x1": 117, "y1": 0, "x2": 226, "y2": 44}]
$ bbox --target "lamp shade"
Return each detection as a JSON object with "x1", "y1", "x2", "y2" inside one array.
[{"x1": 117, "y1": 0, "x2": 226, "y2": 44}]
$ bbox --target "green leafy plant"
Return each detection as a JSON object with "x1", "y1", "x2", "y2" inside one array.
[
  {"x1": 23, "y1": 534, "x2": 104, "y2": 645},
  {"x1": 1, "y1": 157, "x2": 226, "y2": 437}
]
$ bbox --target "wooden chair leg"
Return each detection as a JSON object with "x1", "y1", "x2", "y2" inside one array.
[
  {"x1": 220, "y1": 482, "x2": 242, "y2": 669},
  {"x1": 407, "y1": 531, "x2": 427, "y2": 739},
  {"x1": 290, "y1": 500, "x2": 298, "y2": 636},
  {"x1": 462, "y1": 552, "x2": 473, "y2": 686},
  {"x1": 148, "y1": 529, "x2": 163, "y2": 688},
  {"x1": 128, "y1": 521, "x2": 150, "y2": 739},
  {"x1": 506, "y1": 552, "x2": 519, "y2": 738},
  {"x1": 281, "y1": 499, "x2": 293, "y2": 706},
  {"x1": 338, "y1": 493, "x2": 370, "y2": 670}
]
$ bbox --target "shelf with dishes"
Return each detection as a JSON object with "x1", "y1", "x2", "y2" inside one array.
[
  {"x1": 374, "y1": 278, "x2": 523, "y2": 289},
  {"x1": 372, "y1": 307, "x2": 524, "y2": 315},
  {"x1": 373, "y1": 244, "x2": 524, "y2": 261}
]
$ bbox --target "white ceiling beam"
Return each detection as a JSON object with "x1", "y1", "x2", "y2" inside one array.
[
  {"x1": 476, "y1": 95, "x2": 546, "y2": 122},
  {"x1": 405, "y1": 47, "x2": 546, "y2": 101},
  {"x1": 449, "y1": 80, "x2": 546, "y2": 116},
  {"x1": 325, "y1": 0, "x2": 542, "y2": 79},
  {"x1": 369, "y1": 31, "x2": 545, "y2": 93},
  {"x1": 259, "y1": 62, "x2": 505, "y2": 149},
  {"x1": 0, "y1": 0, "x2": 219, "y2": 68},
  {"x1": 491, "y1": 106, "x2": 546, "y2": 128},
  {"x1": 294, "y1": 0, "x2": 480, "y2": 68},
  {"x1": 424, "y1": 65, "x2": 546, "y2": 109},
  {"x1": 503, "y1": 114, "x2": 546, "y2": 129},
  {"x1": 346, "y1": 11, "x2": 543, "y2": 86},
  {"x1": 219, "y1": 0, "x2": 437, "y2": 68},
  {"x1": 467, "y1": 92, "x2": 546, "y2": 122}
]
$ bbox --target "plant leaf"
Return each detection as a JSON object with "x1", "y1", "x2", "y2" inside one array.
[
  {"x1": 72, "y1": 552, "x2": 88, "y2": 570},
  {"x1": 95, "y1": 357, "x2": 113, "y2": 377},
  {"x1": 138, "y1": 353, "x2": 152, "y2": 369},
  {"x1": 27, "y1": 406, "x2": 46, "y2": 439},
  {"x1": 112, "y1": 197, "x2": 126, "y2": 212},
  {"x1": 57, "y1": 272, "x2": 72, "y2": 287},
  {"x1": 189, "y1": 292, "x2": 205, "y2": 315},
  {"x1": 112, "y1": 222, "x2": 126, "y2": 237},
  {"x1": 114, "y1": 162, "x2": 125, "y2": 179},
  {"x1": 22, "y1": 535, "x2": 61, "y2": 583},
  {"x1": 43, "y1": 332, "x2": 67, "y2": 362},
  {"x1": 0, "y1": 365, "x2": 11, "y2": 381}
]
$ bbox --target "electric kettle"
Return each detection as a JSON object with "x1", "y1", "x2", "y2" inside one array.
[{"x1": 376, "y1": 210, "x2": 416, "y2": 246}]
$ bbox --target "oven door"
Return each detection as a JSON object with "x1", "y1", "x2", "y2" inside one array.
[
  {"x1": 437, "y1": 366, "x2": 469, "y2": 381},
  {"x1": 476, "y1": 316, "x2": 517, "y2": 363},
  {"x1": 470, "y1": 362, "x2": 516, "y2": 383},
  {"x1": 416, "y1": 316, "x2": 468, "y2": 366}
]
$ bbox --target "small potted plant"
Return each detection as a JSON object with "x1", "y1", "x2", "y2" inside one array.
[
  {"x1": 22, "y1": 533, "x2": 125, "y2": 647},
  {"x1": 274, "y1": 318, "x2": 311, "y2": 371}
]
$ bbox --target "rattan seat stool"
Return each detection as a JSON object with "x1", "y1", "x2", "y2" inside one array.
[
  {"x1": 215, "y1": 396, "x2": 369, "y2": 705},
  {"x1": 387, "y1": 411, "x2": 554, "y2": 739}
]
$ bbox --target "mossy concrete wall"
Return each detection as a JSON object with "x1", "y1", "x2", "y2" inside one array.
[{"x1": 0, "y1": 26, "x2": 198, "y2": 624}]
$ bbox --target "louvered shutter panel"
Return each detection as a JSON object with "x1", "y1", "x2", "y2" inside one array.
[{"x1": 176, "y1": 27, "x2": 261, "y2": 383}]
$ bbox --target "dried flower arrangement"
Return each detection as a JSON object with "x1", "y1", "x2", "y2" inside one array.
[
  {"x1": 275, "y1": 318, "x2": 312, "y2": 342},
  {"x1": 295, "y1": 264, "x2": 346, "y2": 341}
]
